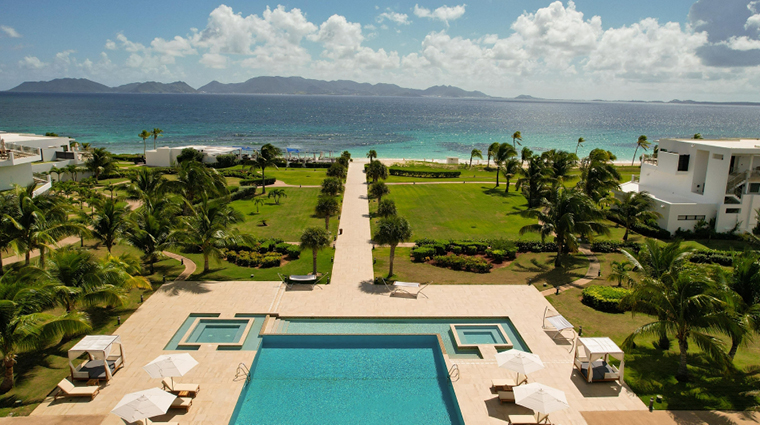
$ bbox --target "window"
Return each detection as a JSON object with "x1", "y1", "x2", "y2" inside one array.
[
  {"x1": 677, "y1": 154, "x2": 690, "y2": 171},
  {"x1": 750, "y1": 183, "x2": 760, "y2": 193},
  {"x1": 712, "y1": 153, "x2": 724, "y2": 160},
  {"x1": 726, "y1": 208, "x2": 741, "y2": 214},
  {"x1": 677, "y1": 215, "x2": 706, "y2": 221}
]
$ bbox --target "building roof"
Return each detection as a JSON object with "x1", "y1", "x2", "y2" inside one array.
[
  {"x1": 662, "y1": 138, "x2": 760, "y2": 151},
  {"x1": 0, "y1": 132, "x2": 64, "y2": 144},
  {"x1": 619, "y1": 181, "x2": 699, "y2": 204}
]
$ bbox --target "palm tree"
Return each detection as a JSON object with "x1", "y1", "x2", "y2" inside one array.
[
  {"x1": 377, "y1": 199, "x2": 397, "y2": 217},
  {"x1": 521, "y1": 147, "x2": 533, "y2": 167},
  {"x1": 0, "y1": 192, "x2": 19, "y2": 276},
  {"x1": 486, "y1": 142, "x2": 500, "y2": 168},
  {"x1": 373, "y1": 216, "x2": 412, "y2": 278},
  {"x1": 166, "y1": 160, "x2": 227, "y2": 205},
  {"x1": 128, "y1": 167, "x2": 166, "y2": 200},
  {"x1": 151, "y1": 128, "x2": 163, "y2": 150},
  {"x1": 632, "y1": 135, "x2": 651, "y2": 166},
  {"x1": 469, "y1": 148, "x2": 483, "y2": 168},
  {"x1": 576, "y1": 149, "x2": 621, "y2": 203},
  {"x1": 366, "y1": 161, "x2": 388, "y2": 183},
  {"x1": 693, "y1": 133, "x2": 703, "y2": 140},
  {"x1": 622, "y1": 267, "x2": 731, "y2": 381},
  {"x1": 520, "y1": 187, "x2": 608, "y2": 268},
  {"x1": 0, "y1": 270, "x2": 90, "y2": 391},
  {"x1": 253, "y1": 198, "x2": 265, "y2": 213},
  {"x1": 253, "y1": 143, "x2": 282, "y2": 194},
  {"x1": 90, "y1": 197, "x2": 130, "y2": 253},
  {"x1": 609, "y1": 261, "x2": 635, "y2": 287},
  {"x1": 300, "y1": 227, "x2": 331, "y2": 276},
  {"x1": 542, "y1": 150, "x2": 578, "y2": 188},
  {"x1": 268, "y1": 189, "x2": 287, "y2": 205},
  {"x1": 512, "y1": 131, "x2": 523, "y2": 148},
  {"x1": 369, "y1": 181, "x2": 390, "y2": 204},
  {"x1": 366, "y1": 150, "x2": 378, "y2": 162},
  {"x1": 321, "y1": 177, "x2": 344, "y2": 197},
  {"x1": 575, "y1": 137, "x2": 586, "y2": 155},
  {"x1": 315, "y1": 197, "x2": 340, "y2": 230},
  {"x1": 327, "y1": 162, "x2": 347, "y2": 179},
  {"x1": 501, "y1": 158, "x2": 521, "y2": 193},
  {"x1": 126, "y1": 193, "x2": 179, "y2": 273},
  {"x1": 170, "y1": 197, "x2": 247, "y2": 272},
  {"x1": 492, "y1": 143, "x2": 517, "y2": 187},
  {"x1": 608, "y1": 191, "x2": 661, "y2": 241},
  {"x1": 717, "y1": 251, "x2": 760, "y2": 360},
  {"x1": 86, "y1": 148, "x2": 117, "y2": 181},
  {"x1": 138, "y1": 130, "x2": 151, "y2": 157},
  {"x1": 63, "y1": 164, "x2": 80, "y2": 182},
  {"x1": 515, "y1": 155, "x2": 548, "y2": 208}
]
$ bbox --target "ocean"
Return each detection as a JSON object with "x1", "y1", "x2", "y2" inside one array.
[{"x1": 1, "y1": 92, "x2": 759, "y2": 161}]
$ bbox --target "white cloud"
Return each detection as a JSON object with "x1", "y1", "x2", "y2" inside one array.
[
  {"x1": 1, "y1": 25, "x2": 21, "y2": 38},
  {"x1": 116, "y1": 33, "x2": 145, "y2": 52},
  {"x1": 413, "y1": 4, "x2": 466, "y2": 26},
  {"x1": 725, "y1": 35, "x2": 760, "y2": 50},
  {"x1": 311, "y1": 15, "x2": 364, "y2": 59},
  {"x1": 377, "y1": 10, "x2": 410, "y2": 25},
  {"x1": 18, "y1": 56, "x2": 46, "y2": 69},
  {"x1": 746, "y1": 1, "x2": 760, "y2": 30},
  {"x1": 151, "y1": 36, "x2": 197, "y2": 57},
  {"x1": 105, "y1": 39, "x2": 117, "y2": 50},
  {"x1": 199, "y1": 52, "x2": 228, "y2": 69}
]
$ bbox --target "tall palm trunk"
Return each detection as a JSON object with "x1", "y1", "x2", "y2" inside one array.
[
  {"x1": 495, "y1": 166, "x2": 500, "y2": 187},
  {"x1": 203, "y1": 253, "x2": 209, "y2": 273},
  {"x1": 1, "y1": 355, "x2": 14, "y2": 392},
  {"x1": 728, "y1": 335, "x2": 741, "y2": 360},
  {"x1": 677, "y1": 337, "x2": 689, "y2": 381},
  {"x1": 505, "y1": 176, "x2": 511, "y2": 193},
  {"x1": 312, "y1": 249, "x2": 318, "y2": 275},
  {"x1": 0, "y1": 257, "x2": 4, "y2": 276},
  {"x1": 39, "y1": 247, "x2": 46, "y2": 269},
  {"x1": 261, "y1": 166, "x2": 267, "y2": 194},
  {"x1": 554, "y1": 240, "x2": 563, "y2": 268},
  {"x1": 631, "y1": 146, "x2": 639, "y2": 166},
  {"x1": 324, "y1": 216, "x2": 330, "y2": 231},
  {"x1": 623, "y1": 226, "x2": 630, "y2": 241},
  {"x1": 388, "y1": 244, "x2": 397, "y2": 278}
]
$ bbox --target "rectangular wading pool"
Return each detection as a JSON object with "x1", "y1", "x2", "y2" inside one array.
[
  {"x1": 164, "y1": 314, "x2": 266, "y2": 351},
  {"x1": 229, "y1": 334, "x2": 465, "y2": 425},
  {"x1": 450, "y1": 324, "x2": 512, "y2": 349},
  {"x1": 187, "y1": 320, "x2": 248, "y2": 343}
]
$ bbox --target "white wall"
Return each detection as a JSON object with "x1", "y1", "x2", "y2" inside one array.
[
  {"x1": 716, "y1": 194, "x2": 760, "y2": 233},
  {"x1": 653, "y1": 200, "x2": 718, "y2": 234},
  {"x1": 0, "y1": 163, "x2": 34, "y2": 191}
]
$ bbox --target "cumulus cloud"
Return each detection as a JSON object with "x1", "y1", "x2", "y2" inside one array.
[
  {"x1": 690, "y1": 0, "x2": 760, "y2": 66},
  {"x1": 151, "y1": 36, "x2": 197, "y2": 58},
  {"x1": 376, "y1": 10, "x2": 410, "y2": 25},
  {"x1": 1, "y1": 25, "x2": 21, "y2": 38},
  {"x1": 413, "y1": 4, "x2": 466, "y2": 26},
  {"x1": 18, "y1": 56, "x2": 46, "y2": 69}
]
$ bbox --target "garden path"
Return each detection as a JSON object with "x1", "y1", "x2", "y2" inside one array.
[
  {"x1": 161, "y1": 251, "x2": 196, "y2": 281},
  {"x1": 540, "y1": 245, "x2": 600, "y2": 296}
]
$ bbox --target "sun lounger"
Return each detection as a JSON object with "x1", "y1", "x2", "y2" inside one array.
[
  {"x1": 279, "y1": 273, "x2": 327, "y2": 290},
  {"x1": 379, "y1": 278, "x2": 430, "y2": 298},
  {"x1": 162, "y1": 377, "x2": 200, "y2": 396},
  {"x1": 575, "y1": 359, "x2": 620, "y2": 382},
  {"x1": 54, "y1": 378, "x2": 100, "y2": 400},
  {"x1": 491, "y1": 376, "x2": 527, "y2": 391},
  {"x1": 170, "y1": 396, "x2": 193, "y2": 411},
  {"x1": 542, "y1": 307, "x2": 576, "y2": 342},
  {"x1": 508, "y1": 413, "x2": 551, "y2": 424},
  {"x1": 498, "y1": 390, "x2": 515, "y2": 403}
]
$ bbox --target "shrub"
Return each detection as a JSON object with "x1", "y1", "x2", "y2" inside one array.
[
  {"x1": 489, "y1": 238, "x2": 517, "y2": 251},
  {"x1": 240, "y1": 177, "x2": 276, "y2": 186},
  {"x1": 213, "y1": 154, "x2": 239, "y2": 168},
  {"x1": 228, "y1": 186, "x2": 239, "y2": 193},
  {"x1": 260, "y1": 253, "x2": 282, "y2": 268},
  {"x1": 590, "y1": 241, "x2": 641, "y2": 253},
  {"x1": 411, "y1": 246, "x2": 436, "y2": 262},
  {"x1": 581, "y1": 285, "x2": 630, "y2": 313},
  {"x1": 176, "y1": 148, "x2": 204, "y2": 163},
  {"x1": 274, "y1": 242, "x2": 292, "y2": 254},
  {"x1": 220, "y1": 170, "x2": 250, "y2": 179},
  {"x1": 689, "y1": 250, "x2": 733, "y2": 267},
  {"x1": 515, "y1": 241, "x2": 557, "y2": 253},
  {"x1": 486, "y1": 248, "x2": 516, "y2": 263},
  {"x1": 326, "y1": 162, "x2": 347, "y2": 179},
  {"x1": 433, "y1": 255, "x2": 492, "y2": 273},
  {"x1": 231, "y1": 187, "x2": 257, "y2": 200},
  {"x1": 388, "y1": 167, "x2": 461, "y2": 178},
  {"x1": 286, "y1": 245, "x2": 301, "y2": 260},
  {"x1": 450, "y1": 246, "x2": 463, "y2": 255}
]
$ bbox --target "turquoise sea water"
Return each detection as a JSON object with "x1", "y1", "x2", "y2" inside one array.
[
  {"x1": 2, "y1": 92, "x2": 760, "y2": 160},
  {"x1": 229, "y1": 334, "x2": 464, "y2": 425},
  {"x1": 281, "y1": 317, "x2": 529, "y2": 359}
]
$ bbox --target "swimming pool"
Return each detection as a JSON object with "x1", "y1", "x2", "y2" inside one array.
[
  {"x1": 275, "y1": 317, "x2": 529, "y2": 359},
  {"x1": 187, "y1": 319, "x2": 248, "y2": 343},
  {"x1": 229, "y1": 334, "x2": 464, "y2": 425},
  {"x1": 165, "y1": 314, "x2": 266, "y2": 351},
  {"x1": 452, "y1": 324, "x2": 509, "y2": 345}
]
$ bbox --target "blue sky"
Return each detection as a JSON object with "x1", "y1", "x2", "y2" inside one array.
[{"x1": 2, "y1": 0, "x2": 760, "y2": 101}]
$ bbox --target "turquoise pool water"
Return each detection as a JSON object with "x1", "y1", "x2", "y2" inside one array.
[
  {"x1": 280, "y1": 317, "x2": 529, "y2": 359},
  {"x1": 456, "y1": 325, "x2": 508, "y2": 345},
  {"x1": 165, "y1": 314, "x2": 265, "y2": 350},
  {"x1": 188, "y1": 320, "x2": 248, "y2": 343},
  {"x1": 229, "y1": 334, "x2": 464, "y2": 425}
]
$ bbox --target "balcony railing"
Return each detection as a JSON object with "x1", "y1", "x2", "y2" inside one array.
[{"x1": 641, "y1": 154, "x2": 657, "y2": 165}]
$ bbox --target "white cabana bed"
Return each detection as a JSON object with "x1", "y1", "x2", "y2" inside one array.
[
  {"x1": 68, "y1": 335, "x2": 125, "y2": 381},
  {"x1": 573, "y1": 337, "x2": 624, "y2": 383}
]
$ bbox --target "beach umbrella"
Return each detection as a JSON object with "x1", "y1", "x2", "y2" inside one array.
[
  {"x1": 143, "y1": 353, "x2": 199, "y2": 388},
  {"x1": 495, "y1": 349, "x2": 544, "y2": 385},
  {"x1": 111, "y1": 388, "x2": 176, "y2": 423},
  {"x1": 513, "y1": 382, "x2": 569, "y2": 419}
]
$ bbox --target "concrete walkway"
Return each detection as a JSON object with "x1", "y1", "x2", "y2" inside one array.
[
  {"x1": 161, "y1": 251, "x2": 196, "y2": 281},
  {"x1": 329, "y1": 162, "x2": 375, "y2": 287},
  {"x1": 540, "y1": 245, "x2": 600, "y2": 296}
]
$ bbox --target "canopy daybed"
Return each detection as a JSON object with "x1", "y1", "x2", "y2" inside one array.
[
  {"x1": 68, "y1": 335, "x2": 125, "y2": 381},
  {"x1": 573, "y1": 337, "x2": 624, "y2": 383}
]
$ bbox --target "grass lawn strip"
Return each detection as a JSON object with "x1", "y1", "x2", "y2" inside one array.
[{"x1": 181, "y1": 247, "x2": 335, "y2": 281}]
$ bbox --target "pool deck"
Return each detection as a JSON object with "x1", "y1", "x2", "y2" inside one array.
[{"x1": 25, "y1": 161, "x2": 679, "y2": 425}]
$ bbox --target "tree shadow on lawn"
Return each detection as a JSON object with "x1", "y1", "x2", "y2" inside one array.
[
  {"x1": 624, "y1": 346, "x2": 760, "y2": 410},
  {"x1": 512, "y1": 254, "x2": 587, "y2": 286}
]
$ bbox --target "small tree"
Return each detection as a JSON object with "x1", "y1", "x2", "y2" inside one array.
[
  {"x1": 369, "y1": 181, "x2": 390, "y2": 204},
  {"x1": 486, "y1": 142, "x2": 500, "y2": 168},
  {"x1": 253, "y1": 198, "x2": 265, "y2": 213},
  {"x1": 367, "y1": 150, "x2": 378, "y2": 162},
  {"x1": 151, "y1": 128, "x2": 163, "y2": 150},
  {"x1": 609, "y1": 261, "x2": 634, "y2": 287},
  {"x1": 327, "y1": 162, "x2": 347, "y2": 179},
  {"x1": 469, "y1": 148, "x2": 483, "y2": 168},
  {"x1": 300, "y1": 227, "x2": 331, "y2": 275},
  {"x1": 609, "y1": 191, "x2": 661, "y2": 241},
  {"x1": 373, "y1": 216, "x2": 412, "y2": 278},
  {"x1": 502, "y1": 158, "x2": 521, "y2": 193},
  {"x1": 86, "y1": 148, "x2": 117, "y2": 180},
  {"x1": 376, "y1": 199, "x2": 397, "y2": 218},
  {"x1": 512, "y1": 131, "x2": 523, "y2": 148},
  {"x1": 90, "y1": 197, "x2": 131, "y2": 253},
  {"x1": 138, "y1": 130, "x2": 151, "y2": 157},
  {"x1": 176, "y1": 148, "x2": 204, "y2": 164},
  {"x1": 632, "y1": 135, "x2": 651, "y2": 166},
  {"x1": 315, "y1": 196, "x2": 340, "y2": 230},
  {"x1": 366, "y1": 161, "x2": 388, "y2": 183},
  {"x1": 321, "y1": 177, "x2": 344, "y2": 197},
  {"x1": 268, "y1": 189, "x2": 287, "y2": 205},
  {"x1": 575, "y1": 137, "x2": 586, "y2": 155}
]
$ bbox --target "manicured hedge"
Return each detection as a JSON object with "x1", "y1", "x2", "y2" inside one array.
[
  {"x1": 515, "y1": 241, "x2": 557, "y2": 253},
  {"x1": 689, "y1": 250, "x2": 733, "y2": 267},
  {"x1": 434, "y1": 255, "x2": 492, "y2": 273},
  {"x1": 411, "y1": 246, "x2": 436, "y2": 262},
  {"x1": 225, "y1": 250, "x2": 282, "y2": 268},
  {"x1": 581, "y1": 285, "x2": 630, "y2": 313},
  {"x1": 231, "y1": 187, "x2": 257, "y2": 200},
  {"x1": 220, "y1": 169, "x2": 251, "y2": 179},
  {"x1": 388, "y1": 167, "x2": 461, "y2": 178},
  {"x1": 486, "y1": 248, "x2": 517, "y2": 263},
  {"x1": 240, "y1": 177, "x2": 276, "y2": 186},
  {"x1": 590, "y1": 241, "x2": 642, "y2": 253}
]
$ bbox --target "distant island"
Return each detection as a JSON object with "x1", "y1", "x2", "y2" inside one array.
[{"x1": 7, "y1": 76, "x2": 491, "y2": 98}]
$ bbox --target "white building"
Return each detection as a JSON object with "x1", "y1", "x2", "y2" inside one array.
[
  {"x1": 620, "y1": 138, "x2": 760, "y2": 234},
  {"x1": 145, "y1": 145, "x2": 241, "y2": 167},
  {"x1": 0, "y1": 132, "x2": 84, "y2": 193}
]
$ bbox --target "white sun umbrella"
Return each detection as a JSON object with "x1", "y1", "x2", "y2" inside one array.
[
  {"x1": 143, "y1": 353, "x2": 199, "y2": 388},
  {"x1": 513, "y1": 382, "x2": 569, "y2": 423},
  {"x1": 111, "y1": 387, "x2": 177, "y2": 424},
  {"x1": 495, "y1": 349, "x2": 545, "y2": 385}
]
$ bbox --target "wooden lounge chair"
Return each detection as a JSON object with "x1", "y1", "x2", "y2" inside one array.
[
  {"x1": 498, "y1": 390, "x2": 515, "y2": 403},
  {"x1": 380, "y1": 278, "x2": 430, "y2": 298},
  {"x1": 170, "y1": 396, "x2": 193, "y2": 411},
  {"x1": 491, "y1": 376, "x2": 527, "y2": 391},
  {"x1": 162, "y1": 377, "x2": 200, "y2": 396},
  {"x1": 54, "y1": 378, "x2": 100, "y2": 400},
  {"x1": 508, "y1": 413, "x2": 552, "y2": 424}
]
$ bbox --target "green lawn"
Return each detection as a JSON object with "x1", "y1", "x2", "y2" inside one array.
[
  {"x1": 371, "y1": 184, "x2": 538, "y2": 241},
  {"x1": 231, "y1": 188, "x2": 340, "y2": 241},
  {"x1": 265, "y1": 168, "x2": 327, "y2": 186},
  {"x1": 547, "y1": 272, "x2": 760, "y2": 410},
  {"x1": 382, "y1": 162, "x2": 499, "y2": 183},
  {"x1": 181, "y1": 248, "x2": 335, "y2": 281},
  {"x1": 373, "y1": 247, "x2": 588, "y2": 286}
]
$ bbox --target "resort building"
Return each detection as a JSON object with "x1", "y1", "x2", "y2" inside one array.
[
  {"x1": 620, "y1": 138, "x2": 760, "y2": 234},
  {"x1": 0, "y1": 131, "x2": 83, "y2": 193},
  {"x1": 145, "y1": 145, "x2": 241, "y2": 167}
]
